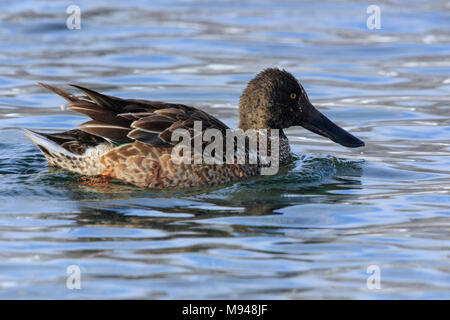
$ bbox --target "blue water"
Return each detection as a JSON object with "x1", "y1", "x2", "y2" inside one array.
[{"x1": 0, "y1": 0, "x2": 449, "y2": 299}]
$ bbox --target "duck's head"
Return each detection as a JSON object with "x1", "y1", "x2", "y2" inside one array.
[{"x1": 238, "y1": 68, "x2": 364, "y2": 148}]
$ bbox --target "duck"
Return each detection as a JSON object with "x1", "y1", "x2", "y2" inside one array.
[{"x1": 23, "y1": 68, "x2": 364, "y2": 188}]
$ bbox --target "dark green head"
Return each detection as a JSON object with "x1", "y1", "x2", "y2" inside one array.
[{"x1": 239, "y1": 68, "x2": 364, "y2": 148}]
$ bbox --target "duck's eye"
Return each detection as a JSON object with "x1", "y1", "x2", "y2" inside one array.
[{"x1": 290, "y1": 93, "x2": 297, "y2": 99}]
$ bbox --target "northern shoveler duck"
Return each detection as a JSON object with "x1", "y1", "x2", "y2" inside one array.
[{"x1": 24, "y1": 68, "x2": 364, "y2": 188}]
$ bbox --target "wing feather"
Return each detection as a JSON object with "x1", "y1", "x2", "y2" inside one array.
[
  {"x1": 37, "y1": 82, "x2": 231, "y2": 148},
  {"x1": 78, "y1": 120, "x2": 132, "y2": 143}
]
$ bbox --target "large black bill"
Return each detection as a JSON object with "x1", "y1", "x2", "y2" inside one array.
[{"x1": 299, "y1": 104, "x2": 365, "y2": 148}]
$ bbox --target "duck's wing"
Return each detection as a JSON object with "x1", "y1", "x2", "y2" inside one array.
[
  {"x1": 24, "y1": 128, "x2": 107, "y2": 156},
  {"x1": 37, "y1": 83, "x2": 230, "y2": 149}
]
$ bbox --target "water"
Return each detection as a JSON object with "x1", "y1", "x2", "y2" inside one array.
[{"x1": 0, "y1": 0, "x2": 449, "y2": 299}]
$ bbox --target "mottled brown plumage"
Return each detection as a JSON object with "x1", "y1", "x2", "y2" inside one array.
[{"x1": 24, "y1": 68, "x2": 364, "y2": 188}]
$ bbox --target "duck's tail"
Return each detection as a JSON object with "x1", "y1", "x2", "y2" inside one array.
[{"x1": 22, "y1": 128, "x2": 107, "y2": 176}]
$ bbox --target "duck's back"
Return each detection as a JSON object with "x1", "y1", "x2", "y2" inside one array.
[{"x1": 24, "y1": 83, "x2": 259, "y2": 188}]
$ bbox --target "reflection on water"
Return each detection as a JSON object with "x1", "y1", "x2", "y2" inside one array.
[{"x1": 0, "y1": 0, "x2": 449, "y2": 299}]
